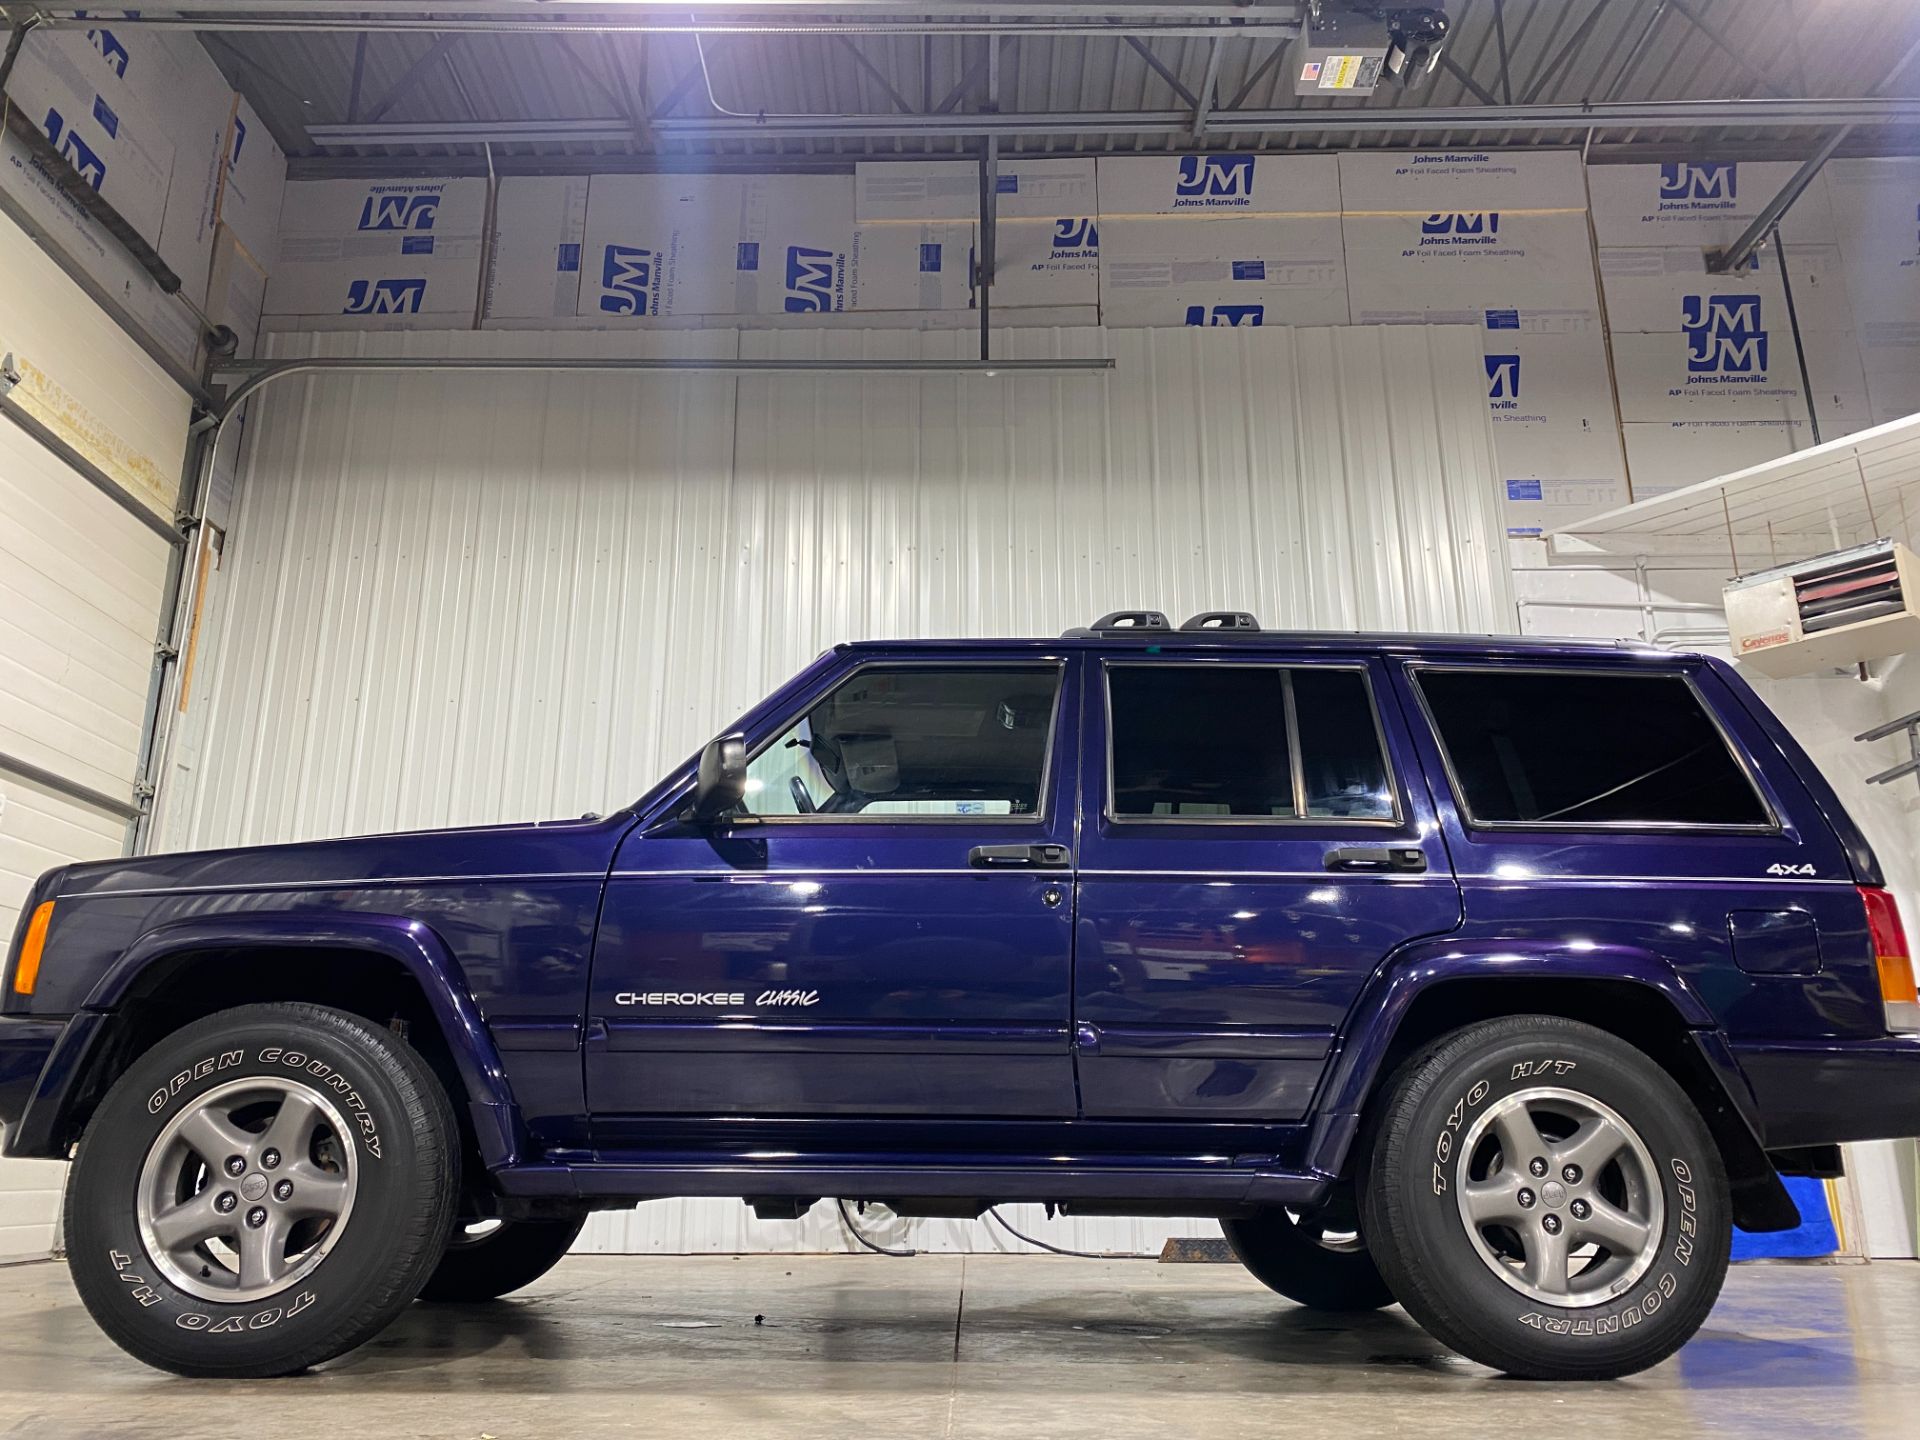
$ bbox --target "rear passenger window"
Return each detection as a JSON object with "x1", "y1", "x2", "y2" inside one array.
[
  {"x1": 1292, "y1": 668, "x2": 1395, "y2": 819},
  {"x1": 1415, "y1": 669, "x2": 1772, "y2": 829},
  {"x1": 1107, "y1": 665, "x2": 1394, "y2": 821}
]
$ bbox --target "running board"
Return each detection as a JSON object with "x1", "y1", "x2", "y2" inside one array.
[{"x1": 492, "y1": 1159, "x2": 1331, "y2": 1211}]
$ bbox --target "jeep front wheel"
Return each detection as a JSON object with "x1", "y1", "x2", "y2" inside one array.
[
  {"x1": 1360, "y1": 1014, "x2": 1731, "y2": 1380},
  {"x1": 64, "y1": 1002, "x2": 458, "y2": 1377}
]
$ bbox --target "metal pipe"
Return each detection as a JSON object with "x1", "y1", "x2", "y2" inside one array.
[
  {"x1": 33, "y1": 0, "x2": 1293, "y2": 11},
  {"x1": 1, "y1": 15, "x2": 38, "y2": 92},
  {"x1": 976, "y1": 182, "x2": 992, "y2": 362},
  {"x1": 472, "y1": 142, "x2": 498, "y2": 331},
  {"x1": 210, "y1": 355, "x2": 1111, "y2": 400},
  {"x1": 1515, "y1": 598, "x2": 1726, "y2": 614},
  {"x1": 978, "y1": 38, "x2": 1000, "y2": 364},
  {"x1": 1772, "y1": 226, "x2": 1823, "y2": 449},
  {"x1": 0, "y1": 748, "x2": 146, "y2": 822},
  {"x1": 30, "y1": 15, "x2": 1306, "y2": 39},
  {"x1": 307, "y1": 97, "x2": 1920, "y2": 149}
]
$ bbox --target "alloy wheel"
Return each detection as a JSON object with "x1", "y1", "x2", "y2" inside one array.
[
  {"x1": 135, "y1": 1076, "x2": 359, "y2": 1304},
  {"x1": 1453, "y1": 1085, "x2": 1665, "y2": 1308}
]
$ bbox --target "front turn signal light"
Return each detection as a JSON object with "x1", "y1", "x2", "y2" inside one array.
[
  {"x1": 12, "y1": 901, "x2": 54, "y2": 996},
  {"x1": 1859, "y1": 886, "x2": 1920, "y2": 1033}
]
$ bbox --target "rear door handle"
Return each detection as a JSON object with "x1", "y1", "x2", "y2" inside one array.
[
  {"x1": 1323, "y1": 845, "x2": 1428, "y2": 874},
  {"x1": 970, "y1": 843, "x2": 1072, "y2": 869}
]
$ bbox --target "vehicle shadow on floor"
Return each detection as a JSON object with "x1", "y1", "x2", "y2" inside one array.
[{"x1": 325, "y1": 1293, "x2": 1857, "y2": 1393}]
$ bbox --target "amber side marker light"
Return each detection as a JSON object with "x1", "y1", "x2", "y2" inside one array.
[
  {"x1": 1859, "y1": 886, "x2": 1920, "y2": 1033},
  {"x1": 12, "y1": 901, "x2": 54, "y2": 996}
]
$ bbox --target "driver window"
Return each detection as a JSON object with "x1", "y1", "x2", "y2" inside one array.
[{"x1": 742, "y1": 665, "x2": 1061, "y2": 819}]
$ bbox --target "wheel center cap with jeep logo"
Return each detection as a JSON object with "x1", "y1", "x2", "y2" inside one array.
[
  {"x1": 241, "y1": 1172, "x2": 269, "y2": 1202},
  {"x1": 1540, "y1": 1180, "x2": 1568, "y2": 1209}
]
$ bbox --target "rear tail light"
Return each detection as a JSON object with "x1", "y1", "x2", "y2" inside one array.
[{"x1": 1859, "y1": 886, "x2": 1920, "y2": 1034}]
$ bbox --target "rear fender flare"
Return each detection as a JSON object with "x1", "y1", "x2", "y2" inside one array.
[{"x1": 1306, "y1": 937, "x2": 1743, "y2": 1179}]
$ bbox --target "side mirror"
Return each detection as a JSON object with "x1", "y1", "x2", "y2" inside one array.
[{"x1": 691, "y1": 733, "x2": 749, "y2": 823}]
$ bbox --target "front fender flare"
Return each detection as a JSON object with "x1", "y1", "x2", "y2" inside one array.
[
  {"x1": 1304, "y1": 937, "x2": 1742, "y2": 1180},
  {"x1": 62, "y1": 913, "x2": 522, "y2": 1168}
]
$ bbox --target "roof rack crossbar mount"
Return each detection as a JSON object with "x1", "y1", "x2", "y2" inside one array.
[
  {"x1": 1085, "y1": 609, "x2": 1171, "y2": 633},
  {"x1": 1180, "y1": 611, "x2": 1261, "y2": 631}
]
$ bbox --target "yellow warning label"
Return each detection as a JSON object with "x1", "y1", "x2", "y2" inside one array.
[{"x1": 1319, "y1": 54, "x2": 1363, "y2": 90}]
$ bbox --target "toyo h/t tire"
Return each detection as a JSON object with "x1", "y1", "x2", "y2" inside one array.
[
  {"x1": 64, "y1": 1002, "x2": 459, "y2": 1377},
  {"x1": 1220, "y1": 1208, "x2": 1398, "y2": 1311},
  {"x1": 418, "y1": 1215, "x2": 587, "y2": 1302},
  {"x1": 1359, "y1": 1014, "x2": 1732, "y2": 1380}
]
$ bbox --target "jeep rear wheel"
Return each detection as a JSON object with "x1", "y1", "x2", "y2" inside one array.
[
  {"x1": 1360, "y1": 1015, "x2": 1731, "y2": 1380},
  {"x1": 419, "y1": 1215, "x2": 586, "y2": 1302},
  {"x1": 1221, "y1": 1208, "x2": 1397, "y2": 1311},
  {"x1": 65, "y1": 1002, "x2": 458, "y2": 1377}
]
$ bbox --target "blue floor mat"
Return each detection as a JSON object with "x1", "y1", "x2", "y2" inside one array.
[{"x1": 1731, "y1": 1174, "x2": 1839, "y2": 1259}]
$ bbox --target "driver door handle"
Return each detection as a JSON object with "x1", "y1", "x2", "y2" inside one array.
[
  {"x1": 970, "y1": 843, "x2": 1072, "y2": 869},
  {"x1": 1323, "y1": 845, "x2": 1427, "y2": 874}
]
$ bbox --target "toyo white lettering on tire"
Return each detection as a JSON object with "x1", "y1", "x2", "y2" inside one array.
[{"x1": 173, "y1": 1290, "x2": 318, "y2": 1333}]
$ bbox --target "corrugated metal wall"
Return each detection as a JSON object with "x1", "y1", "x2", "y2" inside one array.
[{"x1": 160, "y1": 321, "x2": 1513, "y2": 1253}]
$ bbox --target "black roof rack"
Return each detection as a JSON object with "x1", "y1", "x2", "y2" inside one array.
[
  {"x1": 1061, "y1": 609, "x2": 1171, "y2": 638},
  {"x1": 1180, "y1": 610, "x2": 1261, "y2": 631}
]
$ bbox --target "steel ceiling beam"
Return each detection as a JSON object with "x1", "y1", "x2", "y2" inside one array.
[
  {"x1": 1190, "y1": 35, "x2": 1226, "y2": 141},
  {"x1": 933, "y1": 45, "x2": 993, "y2": 114},
  {"x1": 1706, "y1": 131, "x2": 1849, "y2": 275},
  {"x1": 1520, "y1": 0, "x2": 1609, "y2": 105},
  {"x1": 1491, "y1": 0, "x2": 1513, "y2": 107},
  {"x1": 1438, "y1": 53, "x2": 1501, "y2": 109},
  {"x1": 1125, "y1": 36, "x2": 1200, "y2": 110},
  {"x1": 346, "y1": 33, "x2": 367, "y2": 121},
  {"x1": 305, "y1": 96, "x2": 1920, "y2": 149},
  {"x1": 1663, "y1": 0, "x2": 1792, "y2": 99},
  {"x1": 839, "y1": 34, "x2": 917, "y2": 115},
  {"x1": 360, "y1": 34, "x2": 464, "y2": 124},
  {"x1": 1602, "y1": 1, "x2": 1669, "y2": 102},
  {"x1": 283, "y1": 134, "x2": 1920, "y2": 180},
  {"x1": 650, "y1": 52, "x2": 712, "y2": 117},
  {"x1": 1223, "y1": 38, "x2": 1291, "y2": 111},
  {"x1": 1708, "y1": 29, "x2": 1920, "y2": 275}
]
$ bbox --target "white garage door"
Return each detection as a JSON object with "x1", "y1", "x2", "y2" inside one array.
[{"x1": 0, "y1": 211, "x2": 184, "y2": 1261}]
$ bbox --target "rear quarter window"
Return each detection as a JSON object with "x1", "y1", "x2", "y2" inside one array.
[{"x1": 1415, "y1": 668, "x2": 1773, "y2": 830}]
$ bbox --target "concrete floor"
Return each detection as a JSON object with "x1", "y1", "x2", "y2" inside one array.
[{"x1": 0, "y1": 1255, "x2": 1916, "y2": 1438}]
